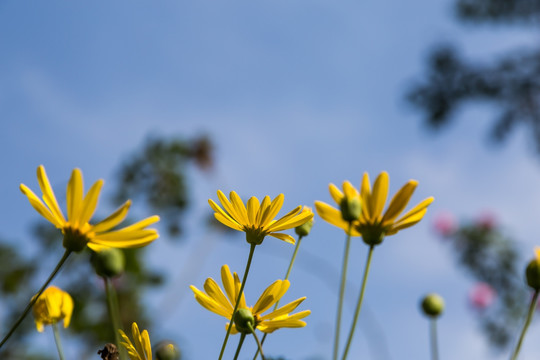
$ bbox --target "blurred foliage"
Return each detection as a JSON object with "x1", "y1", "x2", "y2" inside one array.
[
  {"x1": 439, "y1": 217, "x2": 529, "y2": 348},
  {"x1": 114, "y1": 135, "x2": 212, "y2": 237},
  {"x1": 0, "y1": 135, "x2": 212, "y2": 358},
  {"x1": 408, "y1": 0, "x2": 540, "y2": 153}
]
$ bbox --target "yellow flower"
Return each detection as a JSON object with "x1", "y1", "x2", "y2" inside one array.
[
  {"x1": 209, "y1": 191, "x2": 314, "y2": 245},
  {"x1": 119, "y1": 322, "x2": 152, "y2": 360},
  {"x1": 32, "y1": 286, "x2": 73, "y2": 332},
  {"x1": 190, "y1": 265, "x2": 310, "y2": 334},
  {"x1": 20, "y1": 165, "x2": 160, "y2": 252},
  {"x1": 315, "y1": 172, "x2": 434, "y2": 245}
]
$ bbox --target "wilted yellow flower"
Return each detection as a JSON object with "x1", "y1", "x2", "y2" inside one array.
[
  {"x1": 119, "y1": 322, "x2": 152, "y2": 360},
  {"x1": 209, "y1": 191, "x2": 314, "y2": 245},
  {"x1": 315, "y1": 172, "x2": 434, "y2": 245},
  {"x1": 190, "y1": 265, "x2": 310, "y2": 334},
  {"x1": 20, "y1": 165, "x2": 160, "y2": 252},
  {"x1": 32, "y1": 286, "x2": 73, "y2": 332}
]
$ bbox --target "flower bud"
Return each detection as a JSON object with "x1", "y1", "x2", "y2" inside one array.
[
  {"x1": 91, "y1": 248, "x2": 125, "y2": 278},
  {"x1": 421, "y1": 293, "x2": 444, "y2": 318},
  {"x1": 339, "y1": 197, "x2": 361, "y2": 222},
  {"x1": 295, "y1": 207, "x2": 314, "y2": 237},
  {"x1": 155, "y1": 341, "x2": 181, "y2": 360},
  {"x1": 234, "y1": 308, "x2": 255, "y2": 334},
  {"x1": 526, "y1": 256, "x2": 540, "y2": 290}
]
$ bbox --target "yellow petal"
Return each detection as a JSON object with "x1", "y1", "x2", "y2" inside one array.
[
  {"x1": 369, "y1": 172, "x2": 389, "y2": 221},
  {"x1": 259, "y1": 194, "x2": 284, "y2": 227},
  {"x1": 209, "y1": 199, "x2": 243, "y2": 229},
  {"x1": 229, "y1": 191, "x2": 249, "y2": 225},
  {"x1": 214, "y1": 213, "x2": 244, "y2": 232},
  {"x1": 216, "y1": 190, "x2": 242, "y2": 223},
  {"x1": 253, "y1": 280, "x2": 283, "y2": 314},
  {"x1": 329, "y1": 183, "x2": 344, "y2": 204},
  {"x1": 360, "y1": 173, "x2": 372, "y2": 221},
  {"x1": 265, "y1": 205, "x2": 302, "y2": 232},
  {"x1": 247, "y1": 196, "x2": 260, "y2": 226},
  {"x1": 114, "y1": 215, "x2": 160, "y2": 232},
  {"x1": 342, "y1": 181, "x2": 359, "y2": 199},
  {"x1": 267, "y1": 232, "x2": 296, "y2": 244},
  {"x1": 255, "y1": 196, "x2": 271, "y2": 225},
  {"x1": 67, "y1": 168, "x2": 83, "y2": 224},
  {"x1": 78, "y1": 179, "x2": 104, "y2": 226},
  {"x1": 92, "y1": 201, "x2": 132, "y2": 233},
  {"x1": 381, "y1": 180, "x2": 418, "y2": 226},
  {"x1": 314, "y1": 201, "x2": 361, "y2": 236},
  {"x1": 37, "y1": 165, "x2": 66, "y2": 225},
  {"x1": 204, "y1": 278, "x2": 233, "y2": 312},
  {"x1": 20, "y1": 184, "x2": 63, "y2": 228},
  {"x1": 387, "y1": 208, "x2": 429, "y2": 235},
  {"x1": 394, "y1": 197, "x2": 434, "y2": 225},
  {"x1": 261, "y1": 297, "x2": 305, "y2": 321},
  {"x1": 266, "y1": 207, "x2": 312, "y2": 232},
  {"x1": 190, "y1": 285, "x2": 231, "y2": 318},
  {"x1": 220, "y1": 265, "x2": 236, "y2": 306}
]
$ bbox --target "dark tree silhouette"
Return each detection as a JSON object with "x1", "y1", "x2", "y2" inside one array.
[{"x1": 408, "y1": 0, "x2": 540, "y2": 152}]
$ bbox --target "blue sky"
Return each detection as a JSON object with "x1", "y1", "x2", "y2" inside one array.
[{"x1": 2, "y1": 1, "x2": 540, "y2": 359}]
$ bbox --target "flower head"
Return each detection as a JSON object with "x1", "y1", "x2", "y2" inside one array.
[
  {"x1": 315, "y1": 172, "x2": 434, "y2": 245},
  {"x1": 295, "y1": 206, "x2": 315, "y2": 237},
  {"x1": 209, "y1": 191, "x2": 314, "y2": 245},
  {"x1": 190, "y1": 265, "x2": 310, "y2": 334},
  {"x1": 20, "y1": 166, "x2": 160, "y2": 252},
  {"x1": 119, "y1": 322, "x2": 152, "y2": 360},
  {"x1": 32, "y1": 286, "x2": 73, "y2": 332}
]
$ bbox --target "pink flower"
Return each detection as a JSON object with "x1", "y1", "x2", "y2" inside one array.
[
  {"x1": 433, "y1": 212, "x2": 457, "y2": 237},
  {"x1": 469, "y1": 283, "x2": 496, "y2": 310},
  {"x1": 475, "y1": 212, "x2": 497, "y2": 231}
]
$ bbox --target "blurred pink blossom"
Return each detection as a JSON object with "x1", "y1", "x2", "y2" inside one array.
[
  {"x1": 469, "y1": 283, "x2": 496, "y2": 310},
  {"x1": 475, "y1": 212, "x2": 497, "y2": 231},
  {"x1": 433, "y1": 212, "x2": 457, "y2": 237}
]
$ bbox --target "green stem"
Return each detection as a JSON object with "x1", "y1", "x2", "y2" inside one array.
[
  {"x1": 0, "y1": 250, "x2": 72, "y2": 349},
  {"x1": 247, "y1": 323, "x2": 265, "y2": 360},
  {"x1": 253, "y1": 235, "x2": 304, "y2": 360},
  {"x1": 218, "y1": 243, "x2": 257, "y2": 360},
  {"x1": 233, "y1": 333, "x2": 247, "y2": 360},
  {"x1": 510, "y1": 289, "x2": 539, "y2": 360},
  {"x1": 52, "y1": 322, "x2": 66, "y2": 360},
  {"x1": 333, "y1": 223, "x2": 353, "y2": 360},
  {"x1": 104, "y1": 277, "x2": 127, "y2": 360},
  {"x1": 430, "y1": 318, "x2": 439, "y2": 360},
  {"x1": 341, "y1": 245, "x2": 375, "y2": 360}
]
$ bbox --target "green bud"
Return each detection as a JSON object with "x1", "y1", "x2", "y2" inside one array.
[
  {"x1": 339, "y1": 197, "x2": 361, "y2": 222},
  {"x1": 90, "y1": 248, "x2": 125, "y2": 278},
  {"x1": 421, "y1": 293, "x2": 444, "y2": 318},
  {"x1": 359, "y1": 226, "x2": 384, "y2": 246},
  {"x1": 155, "y1": 341, "x2": 181, "y2": 360},
  {"x1": 62, "y1": 228, "x2": 89, "y2": 252},
  {"x1": 526, "y1": 257, "x2": 540, "y2": 290},
  {"x1": 295, "y1": 207, "x2": 314, "y2": 237},
  {"x1": 233, "y1": 308, "x2": 255, "y2": 334}
]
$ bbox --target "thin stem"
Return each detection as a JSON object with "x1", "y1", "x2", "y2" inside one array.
[
  {"x1": 341, "y1": 245, "x2": 375, "y2": 360},
  {"x1": 430, "y1": 318, "x2": 439, "y2": 360},
  {"x1": 510, "y1": 290, "x2": 540, "y2": 360},
  {"x1": 233, "y1": 333, "x2": 247, "y2": 360},
  {"x1": 52, "y1": 322, "x2": 66, "y2": 360},
  {"x1": 253, "y1": 235, "x2": 304, "y2": 360},
  {"x1": 247, "y1": 323, "x2": 265, "y2": 360},
  {"x1": 333, "y1": 223, "x2": 353, "y2": 360},
  {"x1": 104, "y1": 277, "x2": 127, "y2": 360},
  {"x1": 0, "y1": 250, "x2": 72, "y2": 349},
  {"x1": 218, "y1": 243, "x2": 257, "y2": 360}
]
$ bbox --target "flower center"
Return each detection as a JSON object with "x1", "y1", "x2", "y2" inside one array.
[
  {"x1": 62, "y1": 225, "x2": 91, "y2": 252},
  {"x1": 244, "y1": 226, "x2": 267, "y2": 245}
]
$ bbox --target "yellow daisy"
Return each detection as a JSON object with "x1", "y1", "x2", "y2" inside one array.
[
  {"x1": 315, "y1": 172, "x2": 434, "y2": 245},
  {"x1": 190, "y1": 265, "x2": 310, "y2": 334},
  {"x1": 32, "y1": 286, "x2": 73, "y2": 333},
  {"x1": 20, "y1": 165, "x2": 160, "y2": 252},
  {"x1": 209, "y1": 191, "x2": 314, "y2": 245},
  {"x1": 119, "y1": 322, "x2": 152, "y2": 360}
]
